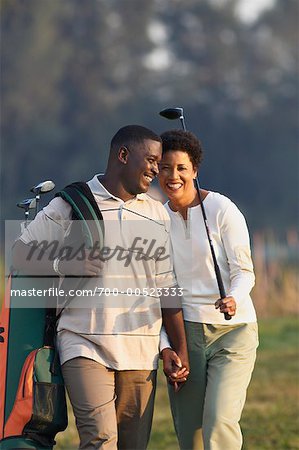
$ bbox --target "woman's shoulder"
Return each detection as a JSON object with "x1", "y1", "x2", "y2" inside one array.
[
  {"x1": 207, "y1": 191, "x2": 247, "y2": 225},
  {"x1": 206, "y1": 191, "x2": 233, "y2": 210}
]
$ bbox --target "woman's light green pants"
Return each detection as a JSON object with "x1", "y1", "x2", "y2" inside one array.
[{"x1": 168, "y1": 321, "x2": 258, "y2": 450}]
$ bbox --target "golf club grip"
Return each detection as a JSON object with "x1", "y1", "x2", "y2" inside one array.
[
  {"x1": 195, "y1": 179, "x2": 232, "y2": 321},
  {"x1": 214, "y1": 262, "x2": 232, "y2": 321}
]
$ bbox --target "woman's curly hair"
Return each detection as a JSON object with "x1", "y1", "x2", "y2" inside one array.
[{"x1": 160, "y1": 129, "x2": 203, "y2": 169}]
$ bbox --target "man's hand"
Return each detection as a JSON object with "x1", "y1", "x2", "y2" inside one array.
[
  {"x1": 215, "y1": 296, "x2": 236, "y2": 317},
  {"x1": 59, "y1": 249, "x2": 104, "y2": 276},
  {"x1": 161, "y1": 348, "x2": 189, "y2": 393}
]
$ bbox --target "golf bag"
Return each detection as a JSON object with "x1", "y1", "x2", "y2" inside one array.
[
  {"x1": 0, "y1": 182, "x2": 104, "y2": 449},
  {"x1": 0, "y1": 275, "x2": 67, "y2": 450}
]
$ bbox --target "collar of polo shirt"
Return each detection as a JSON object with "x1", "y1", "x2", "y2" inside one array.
[{"x1": 88, "y1": 174, "x2": 146, "y2": 202}]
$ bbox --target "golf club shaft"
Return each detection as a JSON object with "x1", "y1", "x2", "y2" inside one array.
[
  {"x1": 194, "y1": 179, "x2": 231, "y2": 320},
  {"x1": 162, "y1": 107, "x2": 231, "y2": 320},
  {"x1": 25, "y1": 211, "x2": 29, "y2": 228},
  {"x1": 35, "y1": 195, "x2": 40, "y2": 217},
  {"x1": 180, "y1": 116, "x2": 186, "y2": 131}
]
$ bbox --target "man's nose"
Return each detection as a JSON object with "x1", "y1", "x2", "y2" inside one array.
[{"x1": 151, "y1": 161, "x2": 159, "y2": 175}]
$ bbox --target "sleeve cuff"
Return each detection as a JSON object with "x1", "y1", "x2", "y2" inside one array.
[{"x1": 159, "y1": 326, "x2": 172, "y2": 352}]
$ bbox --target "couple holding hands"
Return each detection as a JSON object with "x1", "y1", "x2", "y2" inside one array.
[{"x1": 14, "y1": 124, "x2": 258, "y2": 450}]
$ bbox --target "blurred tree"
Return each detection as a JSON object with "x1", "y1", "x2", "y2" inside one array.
[
  {"x1": 0, "y1": 0, "x2": 297, "y2": 232},
  {"x1": 144, "y1": 0, "x2": 298, "y2": 229}
]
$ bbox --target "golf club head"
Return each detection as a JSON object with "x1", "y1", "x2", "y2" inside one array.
[
  {"x1": 17, "y1": 197, "x2": 37, "y2": 211},
  {"x1": 159, "y1": 107, "x2": 184, "y2": 120},
  {"x1": 30, "y1": 180, "x2": 55, "y2": 194}
]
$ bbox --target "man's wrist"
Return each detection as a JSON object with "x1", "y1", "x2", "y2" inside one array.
[
  {"x1": 160, "y1": 346, "x2": 172, "y2": 359},
  {"x1": 161, "y1": 346, "x2": 172, "y2": 353},
  {"x1": 53, "y1": 257, "x2": 64, "y2": 276}
]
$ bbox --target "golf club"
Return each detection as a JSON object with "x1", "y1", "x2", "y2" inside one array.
[
  {"x1": 17, "y1": 197, "x2": 37, "y2": 228},
  {"x1": 159, "y1": 107, "x2": 231, "y2": 320},
  {"x1": 159, "y1": 107, "x2": 186, "y2": 132},
  {"x1": 30, "y1": 180, "x2": 55, "y2": 216}
]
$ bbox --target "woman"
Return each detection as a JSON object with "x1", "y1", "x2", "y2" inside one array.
[{"x1": 159, "y1": 129, "x2": 258, "y2": 450}]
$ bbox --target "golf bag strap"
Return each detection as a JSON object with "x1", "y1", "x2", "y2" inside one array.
[
  {"x1": 56, "y1": 180, "x2": 105, "y2": 254},
  {"x1": 56, "y1": 181, "x2": 103, "y2": 221},
  {"x1": 44, "y1": 182, "x2": 105, "y2": 347}
]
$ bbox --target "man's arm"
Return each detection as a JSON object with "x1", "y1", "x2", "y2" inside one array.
[
  {"x1": 160, "y1": 287, "x2": 189, "y2": 388},
  {"x1": 13, "y1": 240, "x2": 57, "y2": 275},
  {"x1": 12, "y1": 240, "x2": 102, "y2": 277}
]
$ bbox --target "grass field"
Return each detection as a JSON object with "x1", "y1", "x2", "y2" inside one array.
[{"x1": 55, "y1": 316, "x2": 299, "y2": 450}]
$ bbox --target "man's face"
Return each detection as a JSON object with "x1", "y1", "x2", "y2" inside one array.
[{"x1": 122, "y1": 139, "x2": 162, "y2": 195}]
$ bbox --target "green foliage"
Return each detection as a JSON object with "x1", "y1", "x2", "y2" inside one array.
[{"x1": 241, "y1": 317, "x2": 299, "y2": 450}]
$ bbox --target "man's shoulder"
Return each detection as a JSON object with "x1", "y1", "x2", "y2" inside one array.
[
  {"x1": 43, "y1": 196, "x2": 72, "y2": 221},
  {"x1": 140, "y1": 194, "x2": 169, "y2": 218}
]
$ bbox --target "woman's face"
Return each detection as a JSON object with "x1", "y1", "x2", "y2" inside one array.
[{"x1": 158, "y1": 150, "x2": 197, "y2": 203}]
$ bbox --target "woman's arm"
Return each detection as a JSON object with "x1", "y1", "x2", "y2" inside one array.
[{"x1": 220, "y1": 201, "x2": 255, "y2": 306}]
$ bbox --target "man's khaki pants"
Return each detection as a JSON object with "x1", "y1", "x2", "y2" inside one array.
[
  {"x1": 62, "y1": 357, "x2": 156, "y2": 450},
  {"x1": 168, "y1": 322, "x2": 258, "y2": 450}
]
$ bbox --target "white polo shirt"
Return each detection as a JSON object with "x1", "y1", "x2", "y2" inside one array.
[{"x1": 19, "y1": 175, "x2": 177, "y2": 370}]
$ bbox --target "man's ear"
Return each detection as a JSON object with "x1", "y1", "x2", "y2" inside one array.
[{"x1": 118, "y1": 146, "x2": 129, "y2": 164}]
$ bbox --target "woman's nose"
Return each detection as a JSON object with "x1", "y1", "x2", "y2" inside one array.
[{"x1": 168, "y1": 167, "x2": 179, "y2": 179}]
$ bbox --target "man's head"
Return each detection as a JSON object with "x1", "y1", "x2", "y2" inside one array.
[{"x1": 107, "y1": 125, "x2": 162, "y2": 195}]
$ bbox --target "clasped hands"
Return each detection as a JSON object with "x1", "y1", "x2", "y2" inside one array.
[{"x1": 161, "y1": 348, "x2": 190, "y2": 393}]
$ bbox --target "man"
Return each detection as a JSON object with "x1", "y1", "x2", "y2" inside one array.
[{"x1": 13, "y1": 125, "x2": 189, "y2": 450}]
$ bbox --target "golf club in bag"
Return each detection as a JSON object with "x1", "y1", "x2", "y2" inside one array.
[
  {"x1": 16, "y1": 198, "x2": 36, "y2": 230},
  {"x1": 31, "y1": 180, "x2": 55, "y2": 216},
  {"x1": 159, "y1": 107, "x2": 231, "y2": 320}
]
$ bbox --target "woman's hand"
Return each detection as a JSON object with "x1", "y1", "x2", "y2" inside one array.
[
  {"x1": 215, "y1": 296, "x2": 236, "y2": 317},
  {"x1": 161, "y1": 348, "x2": 189, "y2": 392}
]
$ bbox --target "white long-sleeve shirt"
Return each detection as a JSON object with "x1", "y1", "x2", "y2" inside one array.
[{"x1": 164, "y1": 191, "x2": 257, "y2": 325}]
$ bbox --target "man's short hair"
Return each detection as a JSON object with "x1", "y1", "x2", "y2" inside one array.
[
  {"x1": 111, "y1": 125, "x2": 162, "y2": 152},
  {"x1": 160, "y1": 129, "x2": 203, "y2": 169}
]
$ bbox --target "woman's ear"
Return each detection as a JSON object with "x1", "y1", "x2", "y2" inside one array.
[
  {"x1": 118, "y1": 146, "x2": 129, "y2": 164},
  {"x1": 193, "y1": 168, "x2": 198, "y2": 179}
]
